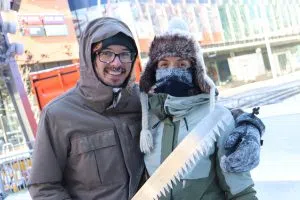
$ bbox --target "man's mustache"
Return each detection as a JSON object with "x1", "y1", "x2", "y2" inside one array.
[{"x1": 105, "y1": 66, "x2": 127, "y2": 73}]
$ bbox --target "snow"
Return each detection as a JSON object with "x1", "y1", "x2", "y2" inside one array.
[{"x1": 251, "y1": 96, "x2": 300, "y2": 199}]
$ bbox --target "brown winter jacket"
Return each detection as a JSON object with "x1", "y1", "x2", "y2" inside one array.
[{"x1": 28, "y1": 17, "x2": 144, "y2": 200}]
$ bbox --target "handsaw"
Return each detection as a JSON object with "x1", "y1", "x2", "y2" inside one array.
[{"x1": 132, "y1": 107, "x2": 234, "y2": 200}]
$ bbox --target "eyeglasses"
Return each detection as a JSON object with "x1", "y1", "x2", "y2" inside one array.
[{"x1": 96, "y1": 50, "x2": 136, "y2": 64}]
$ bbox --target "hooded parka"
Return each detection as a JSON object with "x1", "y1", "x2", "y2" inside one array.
[{"x1": 28, "y1": 17, "x2": 144, "y2": 200}]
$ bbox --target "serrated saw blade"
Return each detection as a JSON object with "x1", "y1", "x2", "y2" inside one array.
[{"x1": 132, "y1": 108, "x2": 234, "y2": 200}]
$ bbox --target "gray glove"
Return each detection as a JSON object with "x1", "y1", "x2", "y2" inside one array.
[{"x1": 221, "y1": 107, "x2": 265, "y2": 173}]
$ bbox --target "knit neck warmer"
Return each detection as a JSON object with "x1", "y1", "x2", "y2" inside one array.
[{"x1": 164, "y1": 93, "x2": 210, "y2": 118}]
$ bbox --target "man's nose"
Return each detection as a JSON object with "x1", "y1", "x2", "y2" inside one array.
[{"x1": 110, "y1": 55, "x2": 122, "y2": 66}]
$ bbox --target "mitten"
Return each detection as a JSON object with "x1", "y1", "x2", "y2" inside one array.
[{"x1": 221, "y1": 107, "x2": 265, "y2": 173}]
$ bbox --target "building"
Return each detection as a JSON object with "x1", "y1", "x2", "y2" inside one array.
[
  {"x1": 0, "y1": 0, "x2": 79, "y2": 150},
  {"x1": 69, "y1": 0, "x2": 300, "y2": 86},
  {"x1": 4, "y1": 0, "x2": 79, "y2": 71}
]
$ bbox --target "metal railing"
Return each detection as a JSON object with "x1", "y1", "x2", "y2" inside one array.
[{"x1": 0, "y1": 145, "x2": 32, "y2": 194}]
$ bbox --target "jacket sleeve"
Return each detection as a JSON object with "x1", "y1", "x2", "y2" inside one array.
[
  {"x1": 29, "y1": 183, "x2": 72, "y2": 200},
  {"x1": 216, "y1": 154, "x2": 258, "y2": 200},
  {"x1": 28, "y1": 109, "x2": 71, "y2": 200},
  {"x1": 216, "y1": 124, "x2": 258, "y2": 200}
]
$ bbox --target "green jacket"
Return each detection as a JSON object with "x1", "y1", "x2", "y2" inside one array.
[{"x1": 144, "y1": 93, "x2": 257, "y2": 200}]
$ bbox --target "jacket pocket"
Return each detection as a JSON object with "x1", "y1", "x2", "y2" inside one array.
[
  {"x1": 67, "y1": 129, "x2": 127, "y2": 189},
  {"x1": 70, "y1": 130, "x2": 116, "y2": 155}
]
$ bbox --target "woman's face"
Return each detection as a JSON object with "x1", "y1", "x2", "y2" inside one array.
[{"x1": 157, "y1": 56, "x2": 191, "y2": 69}]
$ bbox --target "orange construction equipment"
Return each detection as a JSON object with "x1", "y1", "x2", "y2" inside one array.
[{"x1": 29, "y1": 63, "x2": 80, "y2": 111}]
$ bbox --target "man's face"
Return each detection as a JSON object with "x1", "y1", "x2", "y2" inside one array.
[{"x1": 94, "y1": 45, "x2": 134, "y2": 87}]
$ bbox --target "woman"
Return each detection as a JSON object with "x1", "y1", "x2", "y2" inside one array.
[{"x1": 138, "y1": 19, "x2": 258, "y2": 199}]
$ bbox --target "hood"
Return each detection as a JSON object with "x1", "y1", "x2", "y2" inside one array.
[{"x1": 78, "y1": 17, "x2": 138, "y2": 111}]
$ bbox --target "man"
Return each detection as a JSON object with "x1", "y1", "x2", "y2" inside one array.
[
  {"x1": 29, "y1": 17, "x2": 144, "y2": 200},
  {"x1": 29, "y1": 17, "x2": 264, "y2": 200}
]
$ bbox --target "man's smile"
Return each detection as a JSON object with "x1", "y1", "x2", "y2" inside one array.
[{"x1": 105, "y1": 67, "x2": 126, "y2": 76}]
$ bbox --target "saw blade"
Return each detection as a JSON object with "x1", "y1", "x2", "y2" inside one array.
[{"x1": 132, "y1": 108, "x2": 234, "y2": 200}]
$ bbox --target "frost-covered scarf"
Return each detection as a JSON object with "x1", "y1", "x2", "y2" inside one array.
[{"x1": 154, "y1": 68, "x2": 196, "y2": 97}]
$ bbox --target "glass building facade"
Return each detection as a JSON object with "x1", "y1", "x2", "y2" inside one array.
[
  {"x1": 68, "y1": 0, "x2": 300, "y2": 85},
  {"x1": 68, "y1": 0, "x2": 300, "y2": 47}
]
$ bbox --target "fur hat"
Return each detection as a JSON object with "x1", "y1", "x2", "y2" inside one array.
[
  {"x1": 140, "y1": 18, "x2": 212, "y2": 94},
  {"x1": 139, "y1": 17, "x2": 216, "y2": 154}
]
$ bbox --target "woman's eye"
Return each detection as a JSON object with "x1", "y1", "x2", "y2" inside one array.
[
  {"x1": 158, "y1": 63, "x2": 168, "y2": 68},
  {"x1": 179, "y1": 61, "x2": 191, "y2": 68},
  {"x1": 180, "y1": 63, "x2": 188, "y2": 67}
]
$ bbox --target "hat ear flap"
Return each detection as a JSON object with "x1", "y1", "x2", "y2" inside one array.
[
  {"x1": 139, "y1": 92, "x2": 153, "y2": 153},
  {"x1": 194, "y1": 64, "x2": 210, "y2": 94},
  {"x1": 139, "y1": 62, "x2": 157, "y2": 93},
  {"x1": 197, "y1": 75, "x2": 211, "y2": 94}
]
